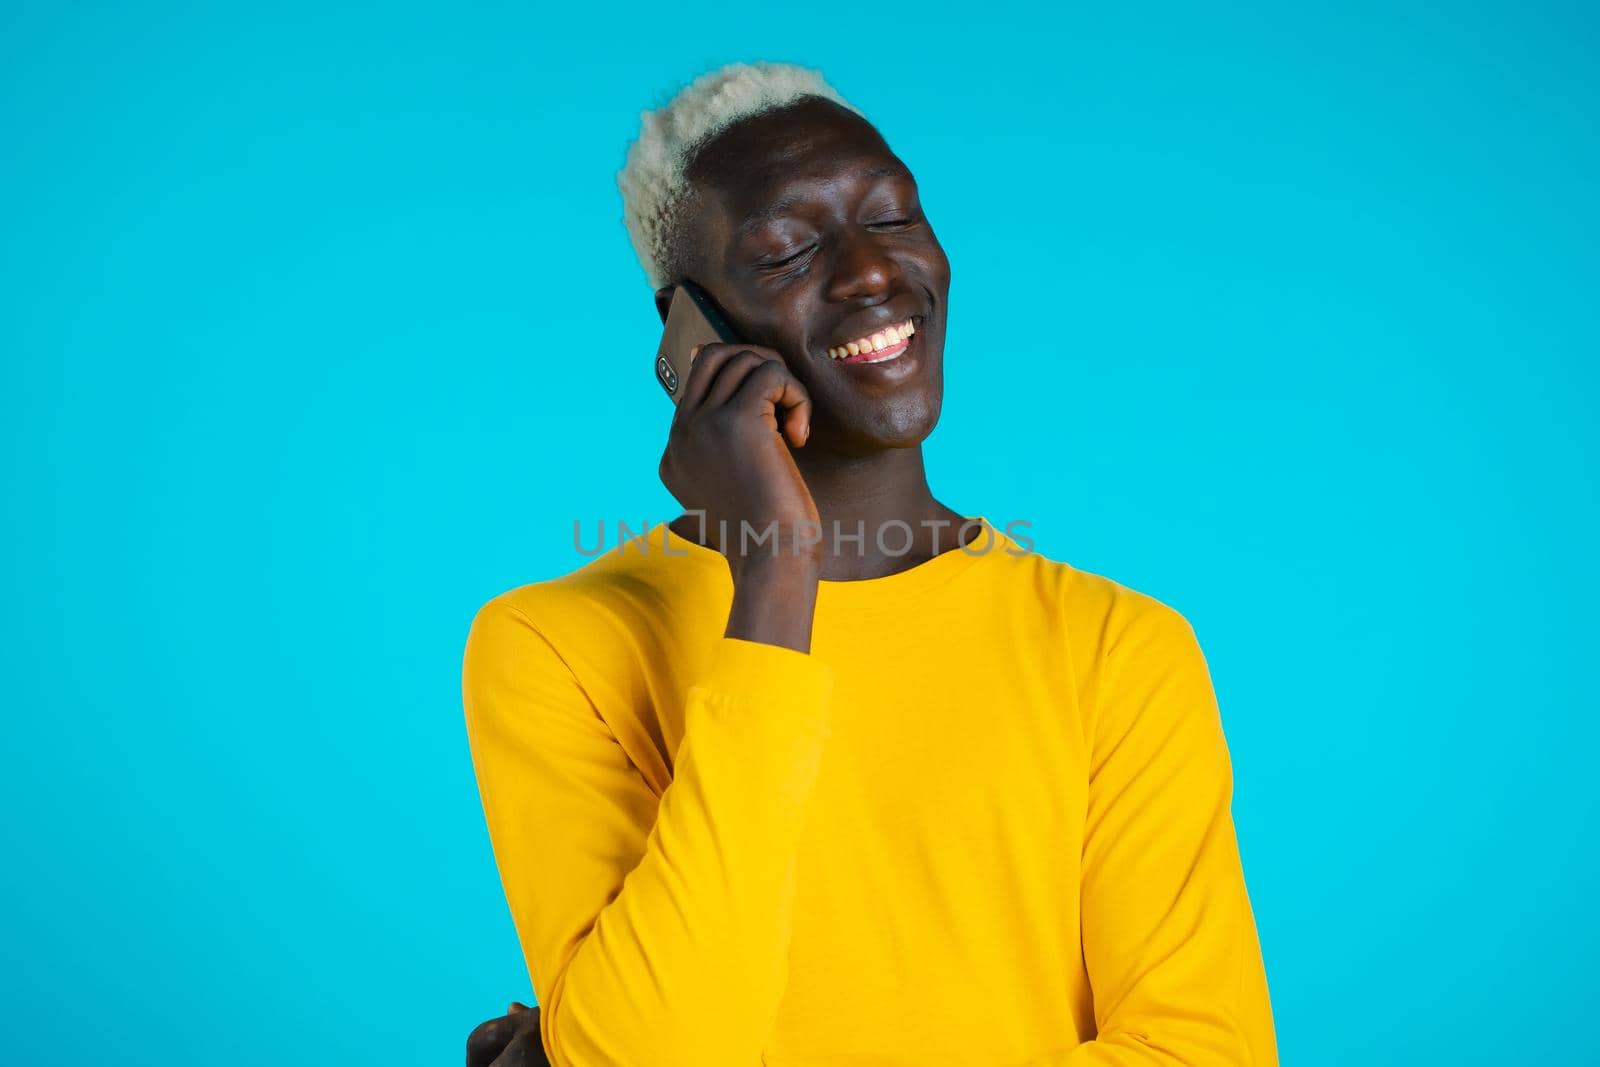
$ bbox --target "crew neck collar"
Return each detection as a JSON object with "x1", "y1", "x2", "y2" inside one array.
[{"x1": 649, "y1": 515, "x2": 1009, "y2": 602}]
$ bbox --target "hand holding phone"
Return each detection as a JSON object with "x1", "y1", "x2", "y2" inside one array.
[{"x1": 655, "y1": 284, "x2": 820, "y2": 573}]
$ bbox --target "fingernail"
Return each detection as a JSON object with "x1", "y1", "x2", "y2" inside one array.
[{"x1": 689, "y1": 344, "x2": 703, "y2": 361}]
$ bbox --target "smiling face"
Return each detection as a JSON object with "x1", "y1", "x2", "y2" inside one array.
[{"x1": 670, "y1": 96, "x2": 952, "y2": 453}]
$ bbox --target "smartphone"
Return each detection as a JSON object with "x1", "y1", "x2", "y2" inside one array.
[{"x1": 654, "y1": 280, "x2": 740, "y2": 403}]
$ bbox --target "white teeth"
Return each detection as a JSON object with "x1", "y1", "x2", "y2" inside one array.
[{"x1": 827, "y1": 318, "x2": 916, "y2": 359}]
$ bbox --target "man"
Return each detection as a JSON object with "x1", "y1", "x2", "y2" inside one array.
[{"x1": 462, "y1": 61, "x2": 1277, "y2": 1066}]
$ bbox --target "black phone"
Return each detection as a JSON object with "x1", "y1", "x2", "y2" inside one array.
[{"x1": 654, "y1": 280, "x2": 740, "y2": 403}]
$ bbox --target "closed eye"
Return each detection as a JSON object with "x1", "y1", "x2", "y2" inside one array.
[{"x1": 762, "y1": 245, "x2": 815, "y2": 269}]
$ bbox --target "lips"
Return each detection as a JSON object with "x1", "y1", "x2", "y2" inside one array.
[{"x1": 826, "y1": 317, "x2": 917, "y2": 363}]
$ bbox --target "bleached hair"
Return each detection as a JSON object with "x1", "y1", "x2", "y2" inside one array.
[{"x1": 617, "y1": 61, "x2": 866, "y2": 290}]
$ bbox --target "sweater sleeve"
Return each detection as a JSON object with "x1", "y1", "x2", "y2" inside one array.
[
  {"x1": 1034, "y1": 604, "x2": 1278, "y2": 1067},
  {"x1": 461, "y1": 596, "x2": 834, "y2": 1067}
]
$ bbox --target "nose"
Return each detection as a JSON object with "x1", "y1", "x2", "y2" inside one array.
[{"x1": 825, "y1": 226, "x2": 901, "y2": 305}]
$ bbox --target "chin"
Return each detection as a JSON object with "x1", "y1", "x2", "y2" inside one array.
[{"x1": 859, "y1": 390, "x2": 944, "y2": 449}]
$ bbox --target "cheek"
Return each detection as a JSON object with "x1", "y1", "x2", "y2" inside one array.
[
  {"x1": 733, "y1": 295, "x2": 808, "y2": 351},
  {"x1": 777, "y1": 295, "x2": 826, "y2": 350},
  {"x1": 919, "y1": 225, "x2": 951, "y2": 274},
  {"x1": 905, "y1": 244, "x2": 951, "y2": 295}
]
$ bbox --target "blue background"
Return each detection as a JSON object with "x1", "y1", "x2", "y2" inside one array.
[{"x1": 5, "y1": 2, "x2": 1596, "y2": 1064}]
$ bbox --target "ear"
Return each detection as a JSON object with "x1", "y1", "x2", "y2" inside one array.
[{"x1": 654, "y1": 286, "x2": 676, "y2": 325}]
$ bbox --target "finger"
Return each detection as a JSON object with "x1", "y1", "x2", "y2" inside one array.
[
  {"x1": 467, "y1": 1013, "x2": 520, "y2": 1067},
  {"x1": 492, "y1": 1027, "x2": 554, "y2": 1067},
  {"x1": 508, "y1": 1001, "x2": 529, "y2": 1014},
  {"x1": 786, "y1": 407, "x2": 810, "y2": 448},
  {"x1": 674, "y1": 343, "x2": 755, "y2": 416},
  {"x1": 733, "y1": 359, "x2": 812, "y2": 443},
  {"x1": 702, "y1": 349, "x2": 774, "y2": 410}
]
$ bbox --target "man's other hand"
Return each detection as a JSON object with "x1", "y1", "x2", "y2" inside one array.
[{"x1": 466, "y1": 1002, "x2": 550, "y2": 1067}]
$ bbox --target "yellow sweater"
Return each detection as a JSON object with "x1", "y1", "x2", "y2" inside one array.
[{"x1": 462, "y1": 517, "x2": 1277, "y2": 1066}]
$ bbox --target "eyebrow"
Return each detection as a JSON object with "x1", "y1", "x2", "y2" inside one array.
[{"x1": 735, "y1": 163, "x2": 913, "y2": 238}]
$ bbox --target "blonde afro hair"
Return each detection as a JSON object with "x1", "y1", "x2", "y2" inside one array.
[{"x1": 617, "y1": 61, "x2": 865, "y2": 290}]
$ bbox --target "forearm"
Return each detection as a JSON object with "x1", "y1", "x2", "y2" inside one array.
[{"x1": 532, "y1": 637, "x2": 832, "y2": 1066}]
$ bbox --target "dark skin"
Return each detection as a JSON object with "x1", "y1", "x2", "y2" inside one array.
[
  {"x1": 665, "y1": 95, "x2": 964, "y2": 576},
  {"x1": 466, "y1": 1003, "x2": 546, "y2": 1067},
  {"x1": 467, "y1": 95, "x2": 964, "y2": 1067}
]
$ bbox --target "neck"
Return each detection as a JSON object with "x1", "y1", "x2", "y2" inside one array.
[{"x1": 791, "y1": 442, "x2": 969, "y2": 581}]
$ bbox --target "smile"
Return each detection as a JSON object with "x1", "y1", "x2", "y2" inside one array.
[{"x1": 827, "y1": 318, "x2": 916, "y2": 365}]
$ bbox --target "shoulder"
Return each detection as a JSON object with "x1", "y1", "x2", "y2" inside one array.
[
  {"x1": 1065, "y1": 566, "x2": 1196, "y2": 658},
  {"x1": 460, "y1": 555, "x2": 652, "y2": 730},
  {"x1": 463, "y1": 525, "x2": 727, "y2": 707},
  {"x1": 993, "y1": 532, "x2": 1197, "y2": 661},
  {"x1": 1015, "y1": 559, "x2": 1221, "y2": 755},
  {"x1": 463, "y1": 570, "x2": 611, "y2": 668},
  {"x1": 470, "y1": 524, "x2": 720, "y2": 638}
]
